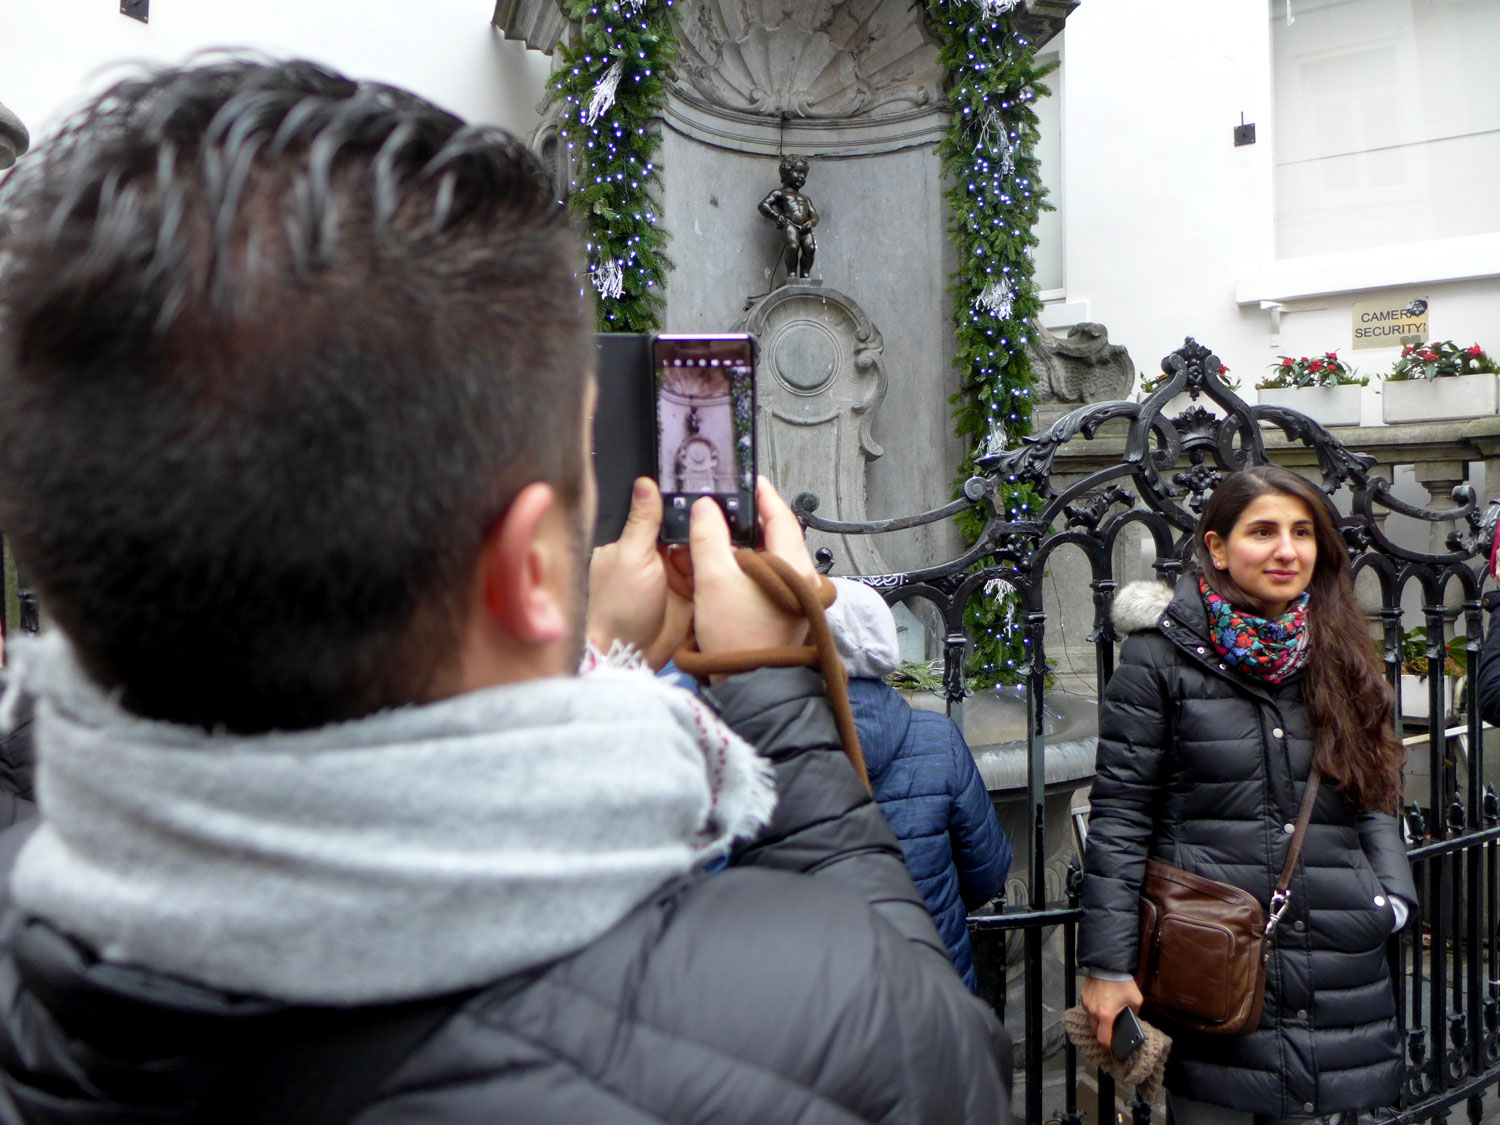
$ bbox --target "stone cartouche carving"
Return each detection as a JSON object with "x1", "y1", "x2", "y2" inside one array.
[
  {"x1": 673, "y1": 0, "x2": 944, "y2": 120},
  {"x1": 1028, "y1": 321, "x2": 1135, "y2": 407},
  {"x1": 758, "y1": 154, "x2": 818, "y2": 281},
  {"x1": 737, "y1": 284, "x2": 892, "y2": 577}
]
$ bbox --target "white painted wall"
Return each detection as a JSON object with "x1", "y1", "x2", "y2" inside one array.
[
  {"x1": 9, "y1": 0, "x2": 1492, "y2": 427},
  {"x1": 1046, "y1": 0, "x2": 1500, "y2": 419},
  {"x1": 0, "y1": 0, "x2": 552, "y2": 146}
]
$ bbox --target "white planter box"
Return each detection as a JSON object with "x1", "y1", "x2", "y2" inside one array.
[
  {"x1": 1400, "y1": 673, "x2": 1459, "y2": 722},
  {"x1": 1257, "y1": 384, "x2": 1362, "y2": 426},
  {"x1": 1382, "y1": 373, "x2": 1499, "y2": 424}
]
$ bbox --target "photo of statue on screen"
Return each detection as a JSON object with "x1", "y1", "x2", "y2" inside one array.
[{"x1": 657, "y1": 366, "x2": 737, "y2": 495}]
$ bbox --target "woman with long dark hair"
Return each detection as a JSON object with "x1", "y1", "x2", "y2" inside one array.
[{"x1": 1079, "y1": 465, "x2": 1415, "y2": 1123}]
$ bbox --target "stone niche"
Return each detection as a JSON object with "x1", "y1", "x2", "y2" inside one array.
[
  {"x1": 510, "y1": 0, "x2": 1072, "y2": 578},
  {"x1": 656, "y1": 0, "x2": 963, "y2": 578}
]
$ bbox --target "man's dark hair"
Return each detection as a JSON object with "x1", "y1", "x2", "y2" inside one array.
[{"x1": 0, "y1": 57, "x2": 592, "y2": 731}]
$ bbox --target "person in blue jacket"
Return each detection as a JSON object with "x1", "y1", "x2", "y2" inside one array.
[
  {"x1": 1474, "y1": 506, "x2": 1500, "y2": 726},
  {"x1": 825, "y1": 578, "x2": 1012, "y2": 990}
]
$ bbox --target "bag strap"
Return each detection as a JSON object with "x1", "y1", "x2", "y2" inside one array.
[
  {"x1": 672, "y1": 550, "x2": 868, "y2": 789},
  {"x1": 1266, "y1": 766, "x2": 1321, "y2": 936}
]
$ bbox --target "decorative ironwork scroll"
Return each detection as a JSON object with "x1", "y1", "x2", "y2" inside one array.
[{"x1": 791, "y1": 338, "x2": 1497, "y2": 1124}]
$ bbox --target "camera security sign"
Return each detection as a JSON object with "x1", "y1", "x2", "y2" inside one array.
[{"x1": 1352, "y1": 295, "x2": 1428, "y2": 351}]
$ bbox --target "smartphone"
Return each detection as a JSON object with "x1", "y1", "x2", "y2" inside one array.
[
  {"x1": 1112, "y1": 1006, "x2": 1146, "y2": 1061},
  {"x1": 652, "y1": 333, "x2": 758, "y2": 547},
  {"x1": 591, "y1": 334, "x2": 656, "y2": 547}
]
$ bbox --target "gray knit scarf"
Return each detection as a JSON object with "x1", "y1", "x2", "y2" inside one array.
[{"x1": 6, "y1": 632, "x2": 776, "y2": 1005}]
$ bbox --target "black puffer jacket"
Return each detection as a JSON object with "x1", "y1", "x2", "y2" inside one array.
[
  {"x1": 1474, "y1": 593, "x2": 1500, "y2": 726},
  {"x1": 0, "y1": 668, "x2": 1011, "y2": 1123},
  {"x1": 1080, "y1": 581, "x2": 1417, "y2": 1119}
]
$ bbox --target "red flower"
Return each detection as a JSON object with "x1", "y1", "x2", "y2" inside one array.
[
  {"x1": 1308, "y1": 360, "x2": 1324, "y2": 373},
  {"x1": 1300, "y1": 356, "x2": 1309, "y2": 363},
  {"x1": 1324, "y1": 352, "x2": 1338, "y2": 360},
  {"x1": 1218, "y1": 364, "x2": 1229, "y2": 375},
  {"x1": 1468, "y1": 345, "x2": 1484, "y2": 356},
  {"x1": 1421, "y1": 351, "x2": 1438, "y2": 361},
  {"x1": 1402, "y1": 345, "x2": 1414, "y2": 357}
]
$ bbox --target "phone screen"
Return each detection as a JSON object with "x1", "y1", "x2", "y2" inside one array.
[{"x1": 653, "y1": 334, "x2": 758, "y2": 546}]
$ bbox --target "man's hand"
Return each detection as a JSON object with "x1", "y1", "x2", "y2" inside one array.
[
  {"x1": 586, "y1": 478, "x2": 691, "y2": 670},
  {"x1": 688, "y1": 477, "x2": 817, "y2": 656},
  {"x1": 1079, "y1": 975, "x2": 1143, "y2": 1052}
]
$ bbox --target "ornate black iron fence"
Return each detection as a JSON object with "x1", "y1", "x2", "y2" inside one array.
[{"x1": 794, "y1": 338, "x2": 1500, "y2": 1124}]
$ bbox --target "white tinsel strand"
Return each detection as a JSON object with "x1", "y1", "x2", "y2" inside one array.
[
  {"x1": 978, "y1": 426, "x2": 1008, "y2": 462},
  {"x1": 976, "y1": 112, "x2": 1016, "y2": 178},
  {"x1": 584, "y1": 60, "x2": 624, "y2": 126},
  {"x1": 983, "y1": 577, "x2": 1018, "y2": 630},
  {"x1": 977, "y1": 0, "x2": 1021, "y2": 16},
  {"x1": 591, "y1": 258, "x2": 625, "y2": 301},
  {"x1": 618, "y1": 0, "x2": 645, "y2": 12},
  {"x1": 998, "y1": 131, "x2": 1016, "y2": 177},
  {"x1": 977, "y1": 108, "x2": 999, "y2": 153},
  {"x1": 974, "y1": 277, "x2": 1014, "y2": 321}
]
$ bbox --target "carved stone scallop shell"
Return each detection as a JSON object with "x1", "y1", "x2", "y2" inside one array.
[{"x1": 672, "y1": 0, "x2": 944, "y2": 120}]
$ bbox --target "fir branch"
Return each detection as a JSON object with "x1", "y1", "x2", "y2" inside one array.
[
  {"x1": 925, "y1": 2, "x2": 1056, "y2": 688},
  {"x1": 549, "y1": 0, "x2": 678, "y2": 331}
]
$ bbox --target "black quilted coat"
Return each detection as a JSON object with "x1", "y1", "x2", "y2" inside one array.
[
  {"x1": 1079, "y1": 581, "x2": 1417, "y2": 1119},
  {"x1": 0, "y1": 668, "x2": 1011, "y2": 1123}
]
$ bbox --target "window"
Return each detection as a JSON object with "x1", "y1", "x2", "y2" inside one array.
[{"x1": 1271, "y1": 0, "x2": 1500, "y2": 258}]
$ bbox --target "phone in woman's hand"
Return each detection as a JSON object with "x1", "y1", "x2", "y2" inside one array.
[{"x1": 1112, "y1": 1006, "x2": 1146, "y2": 1060}]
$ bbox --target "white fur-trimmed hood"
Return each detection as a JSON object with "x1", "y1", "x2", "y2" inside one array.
[{"x1": 1112, "y1": 581, "x2": 1175, "y2": 634}]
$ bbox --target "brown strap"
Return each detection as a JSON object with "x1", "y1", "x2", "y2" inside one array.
[
  {"x1": 672, "y1": 551, "x2": 868, "y2": 790},
  {"x1": 1278, "y1": 767, "x2": 1321, "y2": 895},
  {"x1": 1265, "y1": 767, "x2": 1321, "y2": 935}
]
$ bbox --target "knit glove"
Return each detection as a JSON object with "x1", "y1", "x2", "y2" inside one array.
[{"x1": 1062, "y1": 1005, "x2": 1172, "y2": 1104}]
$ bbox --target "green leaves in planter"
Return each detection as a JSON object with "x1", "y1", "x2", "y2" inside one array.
[
  {"x1": 1389, "y1": 340, "x2": 1498, "y2": 381},
  {"x1": 1257, "y1": 351, "x2": 1365, "y2": 390},
  {"x1": 1398, "y1": 625, "x2": 1467, "y2": 678}
]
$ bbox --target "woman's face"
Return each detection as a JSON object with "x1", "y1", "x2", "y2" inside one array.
[{"x1": 1204, "y1": 491, "x2": 1317, "y2": 618}]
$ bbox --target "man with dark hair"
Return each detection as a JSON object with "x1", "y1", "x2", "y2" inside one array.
[{"x1": 0, "y1": 58, "x2": 1010, "y2": 1121}]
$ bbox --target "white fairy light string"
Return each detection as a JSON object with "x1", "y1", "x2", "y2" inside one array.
[{"x1": 550, "y1": 0, "x2": 674, "y2": 329}]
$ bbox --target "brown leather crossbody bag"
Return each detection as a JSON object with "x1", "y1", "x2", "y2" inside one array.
[{"x1": 1133, "y1": 769, "x2": 1321, "y2": 1035}]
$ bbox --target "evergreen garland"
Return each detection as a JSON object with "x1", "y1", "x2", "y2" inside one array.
[
  {"x1": 549, "y1": 0, "x2": 676, "y2": 331},
  {"x1": 544, "y1": 0, "x2": 1053, "y2": 686},
  {"x1": 926, "y1": 1, "x2": 1055, "y2": 687}
]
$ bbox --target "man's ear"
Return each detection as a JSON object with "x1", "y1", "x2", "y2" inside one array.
[{"x1": 479, "y1": 482, "x2": 569, "y2": 645}]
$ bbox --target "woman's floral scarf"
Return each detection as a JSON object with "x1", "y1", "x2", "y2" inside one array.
[{"x1": 1198, "y1": 576, "x2": 1310, "y2": 684}]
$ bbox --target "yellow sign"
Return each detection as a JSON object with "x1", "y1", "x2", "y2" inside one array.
[{"x1": 1352, "y1": 296, "x2": 1428, "y2": 351}]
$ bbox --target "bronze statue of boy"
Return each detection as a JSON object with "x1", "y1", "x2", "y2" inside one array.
[{"x1": 759, "y1": 154, "x2": 818, "y2": 281}]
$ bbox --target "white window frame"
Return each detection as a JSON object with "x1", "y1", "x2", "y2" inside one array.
[{"x1": 1234, "y1": 3, "x2": 1500, "y2": 307}]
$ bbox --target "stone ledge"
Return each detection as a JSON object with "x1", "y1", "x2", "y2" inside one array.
[
  {"x1": 1038, "y1": 410, "x2": 1500, "y2": 477},
  {"x1": 1011, "y1": 0, "x2": 1080, "y2": 49}
]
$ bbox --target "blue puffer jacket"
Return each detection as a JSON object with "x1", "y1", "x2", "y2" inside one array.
[{"x1": 848, "y1": 678, "x2": 1011, "y2": 989}]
